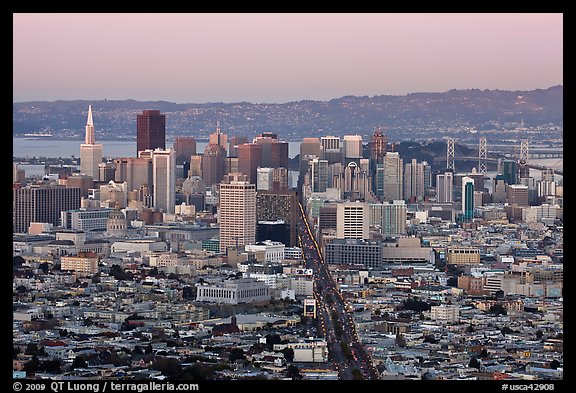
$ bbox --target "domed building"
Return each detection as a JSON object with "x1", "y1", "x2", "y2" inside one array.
[{"x1": 106, "y1": 209, "x2": 128, "y2": 236}]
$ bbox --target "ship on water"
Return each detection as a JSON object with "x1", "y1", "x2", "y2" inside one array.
[{"x1": 23, "y1": 130, "x2": 54, "y2": 139}]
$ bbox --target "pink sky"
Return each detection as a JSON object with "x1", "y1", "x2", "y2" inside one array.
[{"x1": 13, "y1": 13, "x2": 563, "y2": 104}]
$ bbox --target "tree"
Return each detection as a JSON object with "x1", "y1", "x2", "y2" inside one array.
[
  {"x1": 13, "y1": 256, "x2": 25, "y2": 267},
  {"x1": 152, "y1": 357, "x2": 182, "y2": 378},
  {"x1": 480, "y1": 348, "x2": 489, "y2": 359},
  {"x1": 281, "y1": 347, "x2": 294, "y2": 362},
  {"x1": 351, "y1": 368, "x2": 363, "y2": 380},
  {"x1": 23, "y1": 355, "x2": 40, "y2": 374},
  {"x1": 488, "y1": 303, "x2": 507, "y2": 315},
  {"x1": 71, "y1": 356, "x2": 87, "y2": 370},
  {"x1": 228, "y1": 348, "x2": 246, "y2": 363},
  {"x1": 38, "y1": 262, "x2": 50, "y2": 274},
  {"x1": 549, "y1": 359, "x2": 561, "y2": 370},
  {"x1": 466, "y1": 324, "x2": 475, "y2": 333},
  {"x1": 395, "y1": 333, "x2": 407, "y2": 348},
  {"x1": 286, "y1": 364, "x2": 302, "y2": 380},
  {"x1": 469, "y1": 356, "x2": 481, "y2": 370}
]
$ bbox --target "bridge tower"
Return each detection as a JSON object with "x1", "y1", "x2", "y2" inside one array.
[
  {"x1": 518, "y1": 139, "x2": 530, "y2": 179},
  {"x1": 478, "y1": 137, "x2": 487, "y2": 174},
  {"x1": 447, "y1": 138, "x2": 455, "y2": 171}
]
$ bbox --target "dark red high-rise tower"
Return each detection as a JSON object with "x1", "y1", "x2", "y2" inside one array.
[{"x1": 137, "y1": 110, "x2": 166, "y2": 155}]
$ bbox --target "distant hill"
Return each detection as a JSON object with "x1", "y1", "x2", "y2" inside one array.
[{"x1": 13, "y1": 86, "x2": 563, "y2": 141}]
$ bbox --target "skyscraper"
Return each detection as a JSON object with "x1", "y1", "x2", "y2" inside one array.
[
  {"x1": 343, "y1": 135, "x2": 363, "y2": 159},
  {"x1": 115, "y1": 156, "x2": 154, "y2": 193},
  {"x1": 80, "y1": 105, "x2": 102, "y2": 181},
  {"x1": 370, "y1": 127, "x2": 387, "y2": 163},
  {"x1": 13, "y1": 185, "x2": 81, "y2": 233},
  {"x1": 150, "y1": 149, "x2": 176, "y2": 213},
  {"x1": 320, "y1": 136, "x2": 343, "y2": 164},
  {"x1": 219, "y1": 173, "x2": 256, "y2": 253},
  {"x1": 383, "y1": 152, "x2": 403, "y2": 202},
  {"x1": 308, "y1": 158, "x2": 328, "y2": 192},
  {"x1": 256, "y1": 190, "x2": 299, "y2": 247},
  {"x1": 462, "y1": 176, "x2": 475, "y2": 221},
  {"x1": 299, "y1": 138, "x2": 321, "y2": 192},
  {"x1": 336, "y1": 202, "x2": 369, "y2": 240},
  {"x1": 502, "y1": 159, "x2": 518, "y2": 185},
  {"x1": 254, "y1": 132, "x2": 289, "y2": 169},
  {"x1": 202, "y1": 144, "x2": 226, "y2": 187},
  {"x1": 172, "y1": 137, "x2": 197, "y2": 165},
  {"x1": 137, "y1": 110, "x2": 166, "y2": 154},
  {"x1": 436, "y1": 171, "x2": 454, "y2": 203},
  {"x1": 209, "y1": 121, "x2": 228, "y2": 150},
  {"x1": 381, "y1": 200, "x2": 407, "y2": 236},
  {"x1": 404, "y1": 158, "x2": 425, "y2": 201},
  {"x1": 238, "y1": 143, "x2": 263, "y2": 184}
]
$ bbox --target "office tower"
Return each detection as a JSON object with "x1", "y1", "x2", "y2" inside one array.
[
  {"x1": 256, "y1": 190, "x2": 299, "y2": 247},
  {"x1": 150, "y1": 149, "x2": 176, "y2": 213},
  {"x1": 336, "y1": 201, "x2": 369, "y2": 240},
  {"x1": 404, "y1": 158, "x2": 425, "y2": 201},
  {"x1": 237, "y1": 143, "x2": 262, "y2": 184},
  {"x1": 383, "y1": 152, "x2": 403, "y2": 202},
  {"x1": 507, "y1": 184, "x2": 529, "y2": 207},
  {"x1": 373, "y1": 163, "x2": 385, "y2": 200},
  {"x1": 228, "y1": 136, "x2": 248, "y2": 158},
  {"x1": 320, "y1": 136, "x2": 343, "y2": 164},
  {"x1": 172, "y1": 137, "x2": 197, "y2": 165},
  {"x1": 299, "y1": 138, "x2": 321, "y2": 190},
  {"x1": 66, "y1": 174, "x2": 93, "y2": 198},
  {"x1": 381, "y1": 200, "x2": 407, "y2": 236},
  {"x1": 13, "y1": 185, "x2": 81, "y2": 233},
  {"x1": 492, "y1": 174, "x2": 507, "y2": 203},
  {"x1": 422, "y1": 161, "x2": 431, "y2": 191},
  {"x1": 80, "y1": 105, "x2": 103, "y2": 181},
  {"x1": 202, "y1": 144, "x2": 226, "y2": 187},
  {"x1": 219, "y1": 173, "x2": 256, "y2": 253},
  {"x1": 308, "y1": 158, "x2": 328, "y2": 192},
  {"x1": 114, "y1": 156, "x2": 153, "y2": 193},
  {"x1": 370, "y1": 127, "x2": 387, "y2": 163},
  {"x1": 189, "y1": 155, "x2": 203, "y2": 177},
  {"x1": 466, "y1": 168, "x2": 485, "y2": 192},
  {"x1": 343, "y1": 135, "x2": 363, "y2": 159},
  {"x1": 209, "y1": 121, "x2": 228, "y2": 150},
  {"x1": 271, "y1": 167, "x2": 289, "y2": 191},
  {"x1": 257, "y1": 167, "x2": 274, "y2": 191},
  {"x1": 502, "y1": 159, "x2": 518, "y2": 185},
  {"x1": 319, "y1": 204, "x2": 338, "y2": 232},
  {"x1": 254, "y1": 132, "x2": 288, "y2": 169},
  {"x1": 436, "y1": 171, "x2": 454, "y2": 203},
  {"x1": 98, "y1": 162, "x2": 116, "y2": 183},
  {"x1": 224, "y1": 157, "x2": 240, "y2": 176},
  {"x1": 257, "y1": 167, "x2": 288, "y2": 192},
  {"x1": 462, "y1": 176, "x2": 475, "y2": 220},
  {"x1": 99, "y1": 180, "x2": 128, "y2": 209},
  {"x1": 13, "y1": 164, "x2": 25, "y2": 184},
  {"x1": 136, "y1": 110, "x2": 166, "y2": 154}
]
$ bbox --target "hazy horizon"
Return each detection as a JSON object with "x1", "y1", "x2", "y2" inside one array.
[
  {"x1": 12, "y1": 84, "x2": 563, "y2": 106},
  {"x1": 14, "y1": 13, "x2": 562, "y2": 104}
]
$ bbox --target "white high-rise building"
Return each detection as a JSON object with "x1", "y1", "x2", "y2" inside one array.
[
  {"x1": 149, "y1": 148, "x2": 176, "y2": 213},
  {"x1": 219, "y1": 173, "x2": 256, "y2": 253},
  {"x1": 343, "y1": 135, "x2": 363, "y2": 158},
  {"x1": 381, "y1": 200, "x2": 407, "y2": 236},
  {"x1": 257, "y1": 167, "x2": 274, "y2": 191},
  {"x1": 80, "y1": 105, "x2": 103, "y2": 181},
  {"x1": 436, "y1": 171, "x2": 454, "y2": 203},
  {"x1": 383, "y1": 152, "x2": 403, "y2": 202},
  {"x1": 404, "y1": 158, "x2": 425, "y2": 201},
  {"x1": 336, "y1": 201, "x2": 369, "y2": 240}
]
